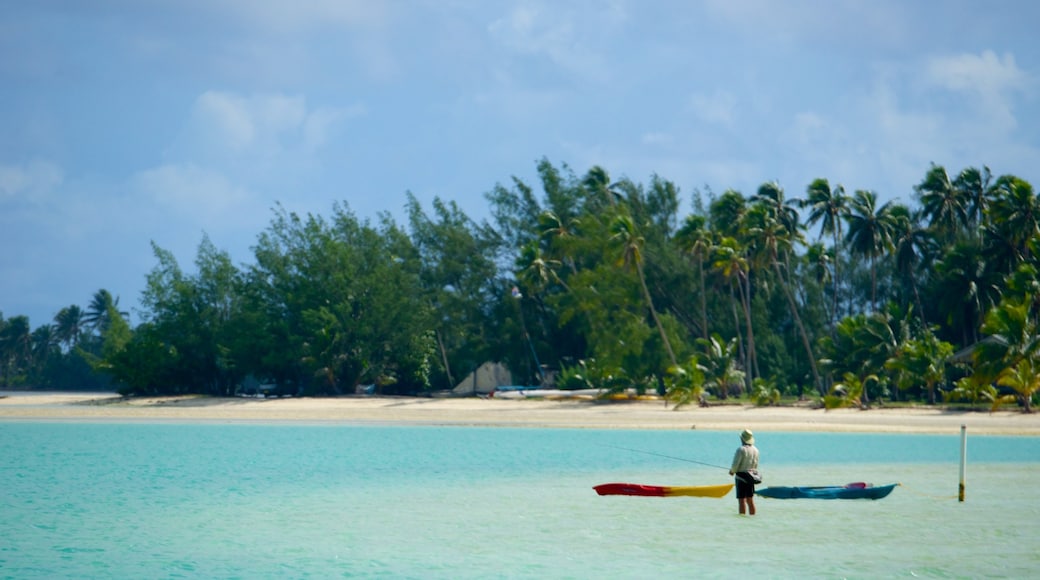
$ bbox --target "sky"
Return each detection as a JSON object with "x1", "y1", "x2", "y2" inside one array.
[{"x1": 2, "y1": 0, "x2": 1039, "y2": 328}]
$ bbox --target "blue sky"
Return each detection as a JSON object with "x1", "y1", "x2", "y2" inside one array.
[{"x1": 2, "y1": 0, "x2": 1038, "y2": 328}]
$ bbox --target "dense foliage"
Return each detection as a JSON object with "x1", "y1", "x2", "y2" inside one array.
[{"x1": 2, "y1": 160, "x2": 1038, "y2": 411}]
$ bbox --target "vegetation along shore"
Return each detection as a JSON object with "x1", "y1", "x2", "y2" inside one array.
[{"x1": 1, "y1": 161, "x2": 1039, "y2": 415}]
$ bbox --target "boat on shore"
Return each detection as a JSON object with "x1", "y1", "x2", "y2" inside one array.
[
  {"x1": 593, "y1": 482, "x2": 734, "y2": 498},
  {"x1": 756, "y1": 482, "x2": 898, "y2": 500}
]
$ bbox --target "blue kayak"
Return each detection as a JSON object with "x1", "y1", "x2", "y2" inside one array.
[{"x1": 756, "y1": 482, "x2": 898, "y2": 500}]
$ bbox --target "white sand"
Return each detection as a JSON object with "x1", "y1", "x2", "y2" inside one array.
[{"x1": 1, "y1": 391, "x2": 1037, "y2": 434}]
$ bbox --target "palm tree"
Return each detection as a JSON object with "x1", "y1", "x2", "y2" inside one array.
[
  {"x1": 675, "y1": 214, "x2": 714, "y2": 339},
  {"x1": 985, "y1": 175, "x2": 1040, "y2": 267},
  {"x1": 0, "y1": 315, "x2": 32, "y2": 387},
  {"x1": 915, "y1": 163, "x2": 970, "y2": 244},
  {"x1": 582, "y1": 165, "x2": 622, "y2": 209},
  {"x1": 818, "y1": 310, "x2": 902, "y2": 406},
  {"x1": 889, "y1": 205, "x2": 934, "y2": 326},
  {"x1": 609, "y1": 211, "x2": 678, "y2": 369},
  {"x1": 516, "y1": 241, "x2": 566, "y2": 293},
  {"x1": 845, "y1": 190, "x2": 896, "y2": 312},
  {"x1": 933, "y1": 242, "x2": 1001, "y2": 346},
  {"x1": 954, "y1": 166, "x2": 993, "y2": 235},
  {"x1": 753, "y1": 181, "x2": 800, "y2": 236},
  {"x1": 801, "y1": 178, "x2": 849, "y2": 321},
  {"x1": 53, "y1": 305, "x2": 85, "y2": 352},
  {"x1": 975, "y1": 295, "x2": 1040, "y2": 413},
  {"x1": 745, "y1": 205, "x2": 822, "y2": 395},
  {"x1": 84, "y1": 289, "x2": 128, "y2": 336},
  {"x1": 885, "y1": 328, "x2": 953, "y2": 404},
  {"x1": 712, "y1": 236, "x2": 757, "y2": 387},
  {"x1": 709, "y1": 189, "x2": 747, "y2": 239},
  {"x1": 696, "y1": 334, "x2": 745, "y2": 400},
  {"x1": 995, "y1": 357, "x2": 1040, "y2": 413},
  {"x1": 31, "y1": 324, "x2": 58, "y2": 381}
]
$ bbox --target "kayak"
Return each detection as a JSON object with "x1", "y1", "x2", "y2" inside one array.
[
  {"x1": 593, "y1": 483, "x2": 734, "y2": 498},
  {"x1": 755, "y1": 482, "x2": 898, "y2": 500}
]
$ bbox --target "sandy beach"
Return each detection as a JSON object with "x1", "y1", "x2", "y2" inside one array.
[{"x1": 1, "y1": 390, "x2": 1038, "y2": 435}]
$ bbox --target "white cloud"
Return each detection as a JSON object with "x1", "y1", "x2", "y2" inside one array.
[
  {"x1": 925, "y1": 50, "x2": 1028, "y2": 132},
  {"x1": 213, "y1": 0, "x2": 387, "y2": 34},
  {"x1": 925, "y1": 50, "x2": 1025, "y2": 95},
  {"x1": 702, "y1": 0, "x2": 909, "y2": 51},
  {"x1": 688, "y1": 90, "x2": 736, "y2": 125},
  {"x1": 170, "y1": 91, "x2": 359, "y2": 161},
  {"x1": 134, "y1": 163, "x2": 250, "y2": 221},
  {"x1": 641, "y1": 132, "x2": 673, "y2": 146},
  {"x1": 0, "y1": 160, "x2": 63, "y2": 201},
  {"x1": 487, "y1": 0, "x2": 628, "y2": 80}
]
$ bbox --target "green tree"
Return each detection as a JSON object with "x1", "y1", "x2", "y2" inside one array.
[
  {"x1": 712, "y1": 236, "x2": 756, "y2": 387},
  {"x1": 83, "y1": 289, "x2": 128, "y2": 337},
  {"x1": 675, "y1": 214, "x2": 714, "y2": 340},
  {"x1": 845, "y1": 190, "x2": 896, "y2": 312},
  {"x1": 974, "y1": 294, "x2": 1040, "y2": 412},
  {"x1": 53, "y1": 305, "x2": 85, "y2": 352},
  {"x1": 696, "y1": 333, "x2": 745, "y2": 400},
  {"x1": 0, "y1": 315, "x2": 32, "y2": 387},
  {"x1": 889, "y1": 204, "x2": 934, "y2": 325},
  {"x1": 609, "y1": 210, "x2": 679, "y2": 370},
  {"x1": 915, "y1": 163, "x2": 970, "y2": 245},
  {"x1": 747, "y1": 186, "x2": 822, "y2": 395},
  {"x1": 800, "y1": 178, "x2": 849, "y2": 324},
  {"x1": 885, "y1": 328, "x2": 953, "y2": 404}
]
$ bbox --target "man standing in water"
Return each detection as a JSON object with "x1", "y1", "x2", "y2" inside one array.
[{"x1": 729, "y1": 429, "x2": 759, "y2": 515}]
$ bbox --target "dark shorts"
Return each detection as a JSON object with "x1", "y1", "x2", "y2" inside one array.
[{"x1": 735, "y1": 475, "x2": 755, "y2": 498}]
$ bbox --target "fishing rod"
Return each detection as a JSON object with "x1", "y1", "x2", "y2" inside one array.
[{"x1": 603, "y1": 444, "x2": 729, "y2": 471}]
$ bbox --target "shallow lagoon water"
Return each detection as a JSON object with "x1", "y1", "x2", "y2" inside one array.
[{"x1": 1, "y1": 423, "x2": 1037, "y2": 578}]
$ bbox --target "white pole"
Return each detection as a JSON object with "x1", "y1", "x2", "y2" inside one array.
[{"x1": 959, "y1": 424, "x2": 967, "y2": 502}]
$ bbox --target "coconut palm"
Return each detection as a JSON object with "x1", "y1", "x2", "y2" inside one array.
[
  {"x1": 889, "y1": 204, "x2": 935, "y2": 326},
  {"x1": 675, "y1": 214, "x2": 714, "y2": 339},
  {"x1": 752, "y1": 181, "x2": 801, "y2": 236},
  {"x1": 696, "y1": 333, "x2": 745, "y2": 400},
  {"x1": 800, "y1": 178, "x2": 849, "y2": 322},
  {"x1": 53, "y1": 305, "x2": 85, "y2": 351},
  {"x1": 995, "y1": 357, "x2": 1039, "y2": 413},
  {"x1": 885, "y1": 328, "x2": 953, "y2": 404},
  {"x1": 0, "y1": 315, "x2": 32, "y2": 387},
  {"x1": 818, "y1": 310, "x2": 901, "y2": 406},
  {"x1": 84, "y1": 289, "x2": 128, "y2": 335},
  {"x1": 974, "y1": 295, "x2": 1040, "y2": 408},
  {"x1": 744, "y1": 205, "x2": 822, "y2": 395},
  {"x1": 953, "y1": 166, "x2": 994, "y2": 235},
  {"x1": 712, "y1": 236, "x2": 757, "y2": 386},
  {"x1": 845, "y1": 190, "x2": 896, "y2": 312},
  {"x1": 985, "y1": 175, "x2": 1040, "y2": 267},
  {"x1": 665, "y1": 355, "x2": 707, "y2": 409},
  {"x1": 609, "y1": 211, "x2": 678, "y2": 369},
  {"x1": 582, "y1": 165, "x2": 622, "y2": 209},
  {"x1": 932, "y1": 241, "x2": 1001, "y2": 346},
  {"x1": 915, "y1": 163, "x2": 970, "y2": 244}
]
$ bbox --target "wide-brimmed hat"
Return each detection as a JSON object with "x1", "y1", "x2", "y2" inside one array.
[{"x1": 740, "y1": 429, "x2": 754, "y2": 445}]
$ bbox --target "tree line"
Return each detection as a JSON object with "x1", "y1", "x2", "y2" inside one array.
[{"x1": 1, "y1": 159, "x2": 1037, "y2": 411}]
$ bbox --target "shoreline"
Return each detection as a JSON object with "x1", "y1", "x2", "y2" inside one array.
[{"x1": 1, "y1": 391, "x2": 1038, "y2": 434}]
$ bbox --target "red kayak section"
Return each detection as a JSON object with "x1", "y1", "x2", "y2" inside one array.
[{"x1": 594, "y1": 483, "x2": 669, "y2": 496}]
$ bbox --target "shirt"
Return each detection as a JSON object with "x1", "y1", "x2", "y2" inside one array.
[{"x1": 731, "y1": 444, "x2": 759, "y2": 473}]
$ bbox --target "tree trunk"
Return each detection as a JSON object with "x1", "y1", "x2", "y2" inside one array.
[
  {"x1": 738, "y1": 272, "x2": 758, "y2": 391},
  {"x1": 773, "y1": 259, "x2": 822, "y2": 395},
  {"x1": 435, "y1": 329, "x2": 455, "y2": 389},
  {"x1": 636, "y1": 260, "x2": 678, "y2": 369}
]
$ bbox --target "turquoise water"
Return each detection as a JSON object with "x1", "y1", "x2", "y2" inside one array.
[{"x1": 1, "y1": 423, "x2": 1038, "y2": 579}]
